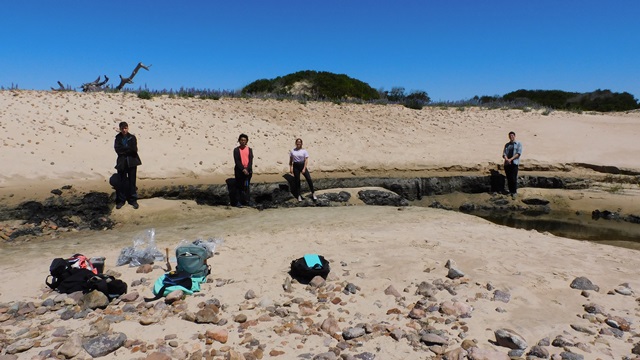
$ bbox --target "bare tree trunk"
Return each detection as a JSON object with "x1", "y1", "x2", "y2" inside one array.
[
  {"x1": 51, "y1": 81, "x2": 68, "y2": 91},
  {"x1": 116, "y1": 62, "x2": 152, "y2": 90},
  {"x1": 80, "y1": 75, "x2": 109, "y2": 92}
]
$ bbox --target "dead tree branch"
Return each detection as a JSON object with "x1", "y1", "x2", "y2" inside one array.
[
  {"x1": 51, "y1": 81, "x2": 71, "y2": 91},
  {"x1": 116, "y1": 62, "x2": 152, "y2": 90},
  {"x1": 80, "y1": 75, "x2": 109, "y2": 92}
]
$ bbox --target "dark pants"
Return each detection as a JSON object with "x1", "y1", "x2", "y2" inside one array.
[
  {"x1": 504, "y1": 164, "x2": 519, "y2": 194},
  {"x1": 234, "y1": 169, "x2": 252, "y2": 205},
  {"x1": 292, "y1": 162, "x2": 314, "y2": 198},
  {"x1": 116, "y1": 166, "x2": 138, "y2": 204}
]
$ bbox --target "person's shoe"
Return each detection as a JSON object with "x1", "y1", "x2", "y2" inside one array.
[
  {"x1": 511, "y1": 193, "x2": 516, "y2": 200},
  {"x1": 297, "y1": 195, "x2": 303, "y2": 202},
  {"x1": 115, "y1": 202, "x2": 125, "y2": 209},
  {"x1": 234, "y1": 202, "x2": 243, "y2": 208},
  {"x1": 131, "y1": 202, "x2": 139, "y2": 209},
  {"x1": 312, "y1": 193, "x2": 318, "y2": 201}
]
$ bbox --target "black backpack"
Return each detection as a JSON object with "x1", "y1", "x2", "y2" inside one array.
[
  {"x1": 290, "y1": 254, "x2": 330, "y2": 283},
  {"x1": 46, "y1": 257, "x2": 127, "y2": 300}
]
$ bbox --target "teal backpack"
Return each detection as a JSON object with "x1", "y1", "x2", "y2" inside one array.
[
  {"x1": 144, "y1": 245, "x2": 211, "y2": 302},
  {"x1": 176, "y1": 245, "x2": 211, "y2": 278}
]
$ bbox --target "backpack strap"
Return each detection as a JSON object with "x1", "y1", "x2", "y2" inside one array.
[
  {"x1": 143, "y1": 284, "x2": 169, "y2": 302},
  {"x1": 45, "y1": 275, "x2": 61, "y2": 290}
]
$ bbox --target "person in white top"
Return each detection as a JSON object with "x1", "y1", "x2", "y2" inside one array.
[{"x1": 289, "y1": 138, "x2": 317, "y2": 201}]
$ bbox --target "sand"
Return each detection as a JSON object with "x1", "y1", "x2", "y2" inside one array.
[{"x1": 1, "y1": 90, "x2": 640, "y2": 359}]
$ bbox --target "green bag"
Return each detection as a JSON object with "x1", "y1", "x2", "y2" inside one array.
[{"x1": 176, "y1": 245, "x2": 211, "y2": 278}]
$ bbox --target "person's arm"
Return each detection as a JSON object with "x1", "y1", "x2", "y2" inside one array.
[
  {"x1": 515, "y1": 142, "x2": 522, "y2": 159},
  {"x1": 247, "y1": 148, "x2": 253, "y2": 173},
  {"x1": 502, "y1": 144, "x2": 510, "y2": 163},
  {"x1": 289, "y1": 152, "x2": 294, "y2": 174},
  {"x1": 114, "y1": 136, "x2": 126, "y2": 155},
  {"x1": 130, "y1": 135, "x2": 138, "y2": 154},
  {"x1": 233, "y1": 148, "x2": 241, "y2": 169},
  {"x1": 303, "y1": 156, "x2": 309, "y2": 173}
]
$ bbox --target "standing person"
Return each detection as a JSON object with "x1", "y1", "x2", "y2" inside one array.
[
  {"x1": 502, "y1": 131, "x2": 523, "y2": 199},
  {"x1": 233, "y1": 133, "x2": 253, "y2": 207},
  {"x1": 289, "y1": 138, "x2": 317, "y2": 201},
  {"x1": 114, "y1": 121, "x2": 142, "y2": 209}
]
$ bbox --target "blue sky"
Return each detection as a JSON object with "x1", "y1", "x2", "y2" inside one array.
[{"x1": 2, "y1": 1, "x2": 639, "y2": 101}]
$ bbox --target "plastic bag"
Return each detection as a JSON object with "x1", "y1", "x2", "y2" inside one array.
[
  {"x1": 116, "y1": 228, "x2": 165, "y2": 267},
  {"x1": 177, "y1": 237, "x2": 224, "y2": 259}
]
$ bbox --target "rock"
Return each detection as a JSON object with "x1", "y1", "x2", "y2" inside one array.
[
  {"x1": 408, "y1": 307, "x2": 425, "y2": 319},
  {"x1": 312, "y1": 352, "x2": 338, "y2": 360},
  {"x1": 569, "y1": 277, "x2": 599, "y2": 291},
  {"x1": 165, "y1": 289, "x2": 185, "y2": 303},
  {"x1": 559, "y1": 351, "x2": 583, "y2": 360},
  {"x1": 234, "y1": 314, "x2": 248, "y2": 323},
  {"x1": 552, "y1": 335, "x2": 574, "y2": 347},
  {"x1": 605, "y1": 316, "x2": 631, "y2": 331},
  {"x1": 309, "y1": 276, "x2": 326, "y2": 288},
  {"x1": 119, "y1": 292, "x2": 139, "y2": 302},
  {"x1": 614, "y1": 285, "x2": 633, "y2": 296},
  {"x1": 416, "y1": 281, "x2": 439, "y2": 297},
  {"x1": 443, "y1": 347, "x2": 468, "y2": 360},
  {"x1": 421, "y1": 333, "x2": 448, "y2": 345},
  {"x1": 57, "y1": 334, "x2": 83, "y2": 358},
  {"x1": 440, "y1": 301, "x2": 473, "y2": 317},
  {"x1": 245, "y1": 289, "x2": 256, "y2": 299},
  {"x1": 582, "y1": 303, "x2": 606, "y2": 315},
  {"x1": 321, "y1": 316, "x2": 340, "y2": 336},
  {"x1": 82, "y1": 332, "x2": 127, "y2": 358},
  {"x1": 344, "y1": 283, "x2": 358, "y2": 294},
  {"x1": 570, "y1": 324, "x2": 595, "y2": 335},
  {"x1": 467, "y1": 346, "x2": 510, "y2": 360},
  {"x1": 358, "y1": 189, "x2": 408, "y2": 206},
  {"x1": 494, "y1": 328, "x2": 528, "y2": 350},
  {"x1": 384, "y1": 284, "x2": 402, "y2": 298},
  {"x1": 82, "y1": 290, "x2": 109, "y2": 310},
  {"x1": 145, "y1": 352, "x2": 172, "y2": 360},
  {"x1": 492, "y1": 290, "x2": 511, "y2": 303},
  {"x1": 527, "y1": 345, "x2": 549, "y2": 358},
  {"x1": 447, "y1": 267, "x2": 465, "y2": 279},
  {"x1": 205, "y1": 328, "x2": 228, "y2": 344},
  {"x1": 196, "y1": 306, "x2": 220, "y2": 324},
  {"x1": 342, "y1": 326, "x2": 366, "y2": 340},
  {"x1": 5, "y1": 338, "x2": 34, "y2": 354}
]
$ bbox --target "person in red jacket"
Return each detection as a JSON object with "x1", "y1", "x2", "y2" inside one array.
[{"x1": 232, "y1": 133, "x2": 253, "y2": 207}]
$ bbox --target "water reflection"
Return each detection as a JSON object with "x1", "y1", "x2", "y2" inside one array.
[{"x1": 476, "y1": 212, "x2": 640, "y2": 250}]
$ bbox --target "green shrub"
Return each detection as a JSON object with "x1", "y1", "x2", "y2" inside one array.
[
  {"x1": 137, "y1": 90, "x2": 152, "y2": 100},
  {"x1": 403, "y1": 98, "x2": 424, "y2": 110}
]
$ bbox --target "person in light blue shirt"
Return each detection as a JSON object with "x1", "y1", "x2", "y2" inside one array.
[{"x1": 502, "y1": 131, "x2": 523, "y2": 199}]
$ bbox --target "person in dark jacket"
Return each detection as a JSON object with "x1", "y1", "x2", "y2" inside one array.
[
  {"x1": 114, "y1": 121, "x2": 142, "y2": 209},
  {"x1": 232, "y1": 133, "x2": 253, "y2": 207}
]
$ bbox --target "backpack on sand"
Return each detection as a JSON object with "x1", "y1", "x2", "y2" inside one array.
[
  {"x1": 46, "y1": 254, "x2": 98, "y2": 291},
  {"x1": 176, "y1": 245, "x2": 211, "y2": 278},
  {"x1": 46, "y1": 257, "x2": 127, "y2": 300},
  {"x1": 290, "y1": 254, "x2": 330, "y2": 283},
  {"x1": 144, "y1": 244, "x2": 211, "y2": 302}
]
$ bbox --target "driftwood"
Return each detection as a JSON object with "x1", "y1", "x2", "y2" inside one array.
[
  {"x1": 52, "y1": 62, "x2": 151, "y2": 92},
  {"x1": 51, "y1": 81, "x2": 72, "y2": 91},
  {"x1": 80, "y1": 75, "x2": 109, "y2": 92},
  {"x1": 116, "y1": 62, "x2": 152, "y2": 90}
]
